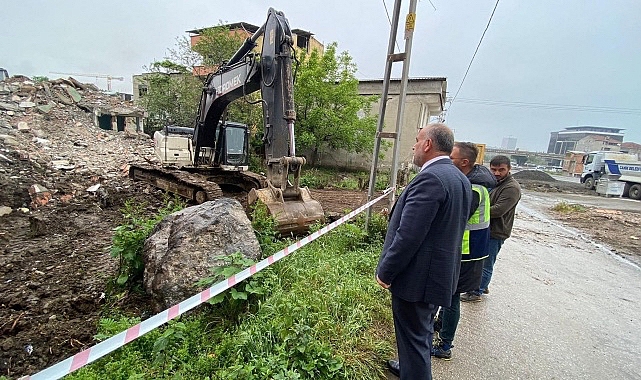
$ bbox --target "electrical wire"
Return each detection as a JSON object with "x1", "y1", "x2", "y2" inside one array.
[
  {"x1": 454, "y1": 98, "x2": 641, "y2": 116},
  {"x1": 450, "y1": 0, "x2": 500, "y2": 107},
  {"x1": 382, "y1": 0, "x2": 401, "y2": 52}
]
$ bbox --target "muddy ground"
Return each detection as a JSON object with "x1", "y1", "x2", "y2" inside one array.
[{"x1": 1, "y1": 159, "x2": 640, "y2": 378}]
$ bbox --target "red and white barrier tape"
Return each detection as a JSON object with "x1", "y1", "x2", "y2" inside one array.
[{"x1": 20, "y1": 188, "x2": 393, "y2": 380}]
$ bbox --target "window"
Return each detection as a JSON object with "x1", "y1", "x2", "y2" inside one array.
[
  {"x1": 225, "y1": 126, "x2": 248, "y2": 165},
  {"x1": 296, "y1": 35, "x2": 309, "y2": 51},
  {"x1": 138, "y1": 85, "x2": 148, "y2": 97}
]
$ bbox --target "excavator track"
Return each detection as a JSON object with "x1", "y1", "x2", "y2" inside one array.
[{"x1": 129, "y1": 165, "x2": 223, "y2": 204}]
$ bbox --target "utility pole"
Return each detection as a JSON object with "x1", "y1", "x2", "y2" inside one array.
[{"x1": 366, "y1": 0, "x2": 418, "y2": 229}]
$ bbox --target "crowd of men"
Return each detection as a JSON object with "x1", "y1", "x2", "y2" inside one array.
[{"x1": 376, "y1": 123, "x2": 522, "y2": 379}]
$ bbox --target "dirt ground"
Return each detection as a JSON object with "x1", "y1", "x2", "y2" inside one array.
[{"x1": 1, "y1": 150, "x2": 639, "y2": 379}]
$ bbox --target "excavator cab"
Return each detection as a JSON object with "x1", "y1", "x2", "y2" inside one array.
[{"x1": 214, "y1": 122, "x2": 250, "y2": 169}]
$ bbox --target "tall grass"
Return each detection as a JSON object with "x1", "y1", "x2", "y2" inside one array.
[{"x1": 68, "y1": 211, "x2": 394, "y2": 379}]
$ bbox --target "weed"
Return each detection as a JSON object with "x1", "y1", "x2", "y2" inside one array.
[
  {"x1": 250, "y1": 201, "x2": 283, "y2": 255},
  {"x1": 72, "y1": 214, "x2": 394, "y2": 380},
  {"x1": 109, "y1": 196, "x2": 185, "y2": 288},
  {"x1": 551, "y1": 201, "x2": 587, "y2": 213},
  {"x1": 196, "y1": 252, "x2": 268, "y2": 317}
]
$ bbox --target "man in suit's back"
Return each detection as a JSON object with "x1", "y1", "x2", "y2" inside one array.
[{"x1": 377, "y1": 123, "x2": 472, "y2": 379}]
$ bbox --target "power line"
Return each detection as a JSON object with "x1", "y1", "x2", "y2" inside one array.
[
  {"x1": 426, "y1": 0, "x2": 437, "y2": 11},
  {"x1": 381, "y1": 0, "x2": 401, "y2": 52},
  {"x1": 450, "y1": 0, "x2": 500, "y2": 106},
  {"x1": 454, "y1": 98, "x2": 641, "y2": 116}
]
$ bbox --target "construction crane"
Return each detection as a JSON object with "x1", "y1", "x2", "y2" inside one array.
[{"x1": 49, "y1": 71, "x2": 124, "y2": 91}]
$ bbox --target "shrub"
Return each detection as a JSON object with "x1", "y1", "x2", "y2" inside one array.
[{"x1": 109, "y1": 197, "x2": 185, "y2": 287}]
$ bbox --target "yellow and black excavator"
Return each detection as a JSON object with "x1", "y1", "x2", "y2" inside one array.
[{"x1": 129, "y1": 8, "x2": 324, "y2": 234}]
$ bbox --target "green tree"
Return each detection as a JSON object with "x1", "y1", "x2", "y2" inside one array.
[
  {"x1": 137, "y1": 25, "x2": 260, "y2": 133},
  {"x1": 294, "y1": 43, "x2": 379, "y2": 165}
]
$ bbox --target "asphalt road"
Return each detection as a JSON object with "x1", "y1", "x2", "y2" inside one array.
[{"x1": 391, "y1": 192, "x2": 641, "y2": 379}]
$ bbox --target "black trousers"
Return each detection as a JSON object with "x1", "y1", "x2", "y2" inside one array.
[{"x1": 392, "y1": 295, "x2": 438, "y2": 380}]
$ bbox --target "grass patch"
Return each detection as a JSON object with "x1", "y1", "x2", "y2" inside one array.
[
  {"x1": 300, "y1": 167, "x2": 392, "y2": 192},
  {"x1": 551, "y1": 201, "x2": 587, "y2": 213},
  {"x1": 69, "y1": 211, "x2": 394, "y2": 379}
]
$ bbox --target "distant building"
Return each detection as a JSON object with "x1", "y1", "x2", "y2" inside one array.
[
  {"x1": 187, "y1": 22, "x2": 323, "y2": 77},
  {"x1": 575, "y1": 135, "x2": 621, "y2": 152},
  {"x1": 562, "y1": 151, "x2": 586, "y2": 177},
  {"x1": 501, "y1": 136, "x2": 517, "y2": 150},
  {"x1": 314, "y1": 77, "x2": 447, "y2": 169},
  {"x1": 547, "y1": 126, "x2": 624, "y2": 154},
  {"x1": 133, "y1": 22, "x2": 323, "y2": 102},
  {"x1": 621, "y1": 142, "x2": 641, "y2": 159}
]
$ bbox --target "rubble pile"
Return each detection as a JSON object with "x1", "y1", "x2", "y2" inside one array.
[{"x1": 0, "y1": 76, "x2": 158, "y2": 211}]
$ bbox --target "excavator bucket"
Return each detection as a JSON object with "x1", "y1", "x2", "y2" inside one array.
[{"x1": 248, "y1": 186, "x2": 325, "y2": 235}]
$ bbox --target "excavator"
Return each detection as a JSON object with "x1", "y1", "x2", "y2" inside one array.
[{"x1": 129, "y1": 8, "x2": 324, "y2": 234}]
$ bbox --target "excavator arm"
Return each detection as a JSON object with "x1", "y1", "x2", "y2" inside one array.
[{"x1": 191, "y1": 7, "x2": 324, "y2": 234}]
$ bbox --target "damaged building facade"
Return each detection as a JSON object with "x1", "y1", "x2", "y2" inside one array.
[{"x1": 0, "y1": 75, "x2": 145, "y2": 133}]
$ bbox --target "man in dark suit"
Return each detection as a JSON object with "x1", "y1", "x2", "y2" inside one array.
[{"x1": 377, "y1": 123, "x2": 472, "y2": 379}]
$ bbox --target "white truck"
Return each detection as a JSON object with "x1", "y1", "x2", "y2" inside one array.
[{"x1": 580, "y1": 151, "x2": 641, "y2": 200}]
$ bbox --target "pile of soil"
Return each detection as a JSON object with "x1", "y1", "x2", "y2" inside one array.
[
  {"x1": 512, "y1": 170, "x2": 593, "y2": 195},
  {"x1": 551, "y1": 208, "x2": 641, "y2": 266},
  {"x1": 513, "y1": 169, "x2": 557, "y2": 182}
]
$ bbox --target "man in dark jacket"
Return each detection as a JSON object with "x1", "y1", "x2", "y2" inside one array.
[
  {"x1": 377, "y1": 123, "x2": 472, "y2": 379},
  {"x1": 461, "y1": 155, "x2": 521, "y2": 302},
  {"x1": 432, "y1": 142, "x2": 496, "y2": 360}
]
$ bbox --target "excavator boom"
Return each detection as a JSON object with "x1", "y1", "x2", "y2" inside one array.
[{"x1": 130, "y1": 8, "x2": 324, "y2": 234}]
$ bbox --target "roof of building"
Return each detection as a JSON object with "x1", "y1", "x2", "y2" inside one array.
[
  {"x1": 562, "y1": 125, "x2": 624, "y2": 133},
  {"x1": 187, "y1": 22, "x2": 260, "y2": 35},
  {"x1": 291, "y1": 28, "x2": 314, "y2": 37},
  {"x1": 359, "y1": 77, "x2": 447, "y2": 82},
  {"x1": 557, "y1": 130, "x2": 624, "y2": 137},
  {"x1": 188, "y1": 23, "x2": 315, "y2": 38},
  {"x1": 621, "y1": 142, "x2": 641, "y2": 149}
]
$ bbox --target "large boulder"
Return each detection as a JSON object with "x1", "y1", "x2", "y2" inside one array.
[{"x1": 143, "y1": 198, "x2": 261, "y2": 311}]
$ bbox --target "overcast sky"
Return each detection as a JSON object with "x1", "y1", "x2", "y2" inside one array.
[{"x1": 3, "y1": 0, "x2": 640, "y2": 151}]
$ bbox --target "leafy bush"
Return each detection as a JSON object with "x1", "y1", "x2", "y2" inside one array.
[
  {"x1": 196, "y1": 252, "x2": 269, "y2": 319},
  {"x1": 109, "y1": 197, "x2": 185, "y2": 287}
]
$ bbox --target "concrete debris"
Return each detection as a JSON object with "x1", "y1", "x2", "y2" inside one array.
[
  {"x1": 65, "y1": 86, "x2": 82, "y2": 103},
  {"x1": 0, "y1": 102, "x2": 19, "y2": 112},
  {"x1": 0, "y1": 75, "x2": 156, "y2": 211},
  {"x1": 17, "y1": 121, "x2": 29, "y2": 132},
  {"x1": 19, "y1": 101, "x2": 36, "y2": 108},
  {"x1": 0, "y1": 206, "x2": 12, "y2": 216},
  {"x1": 51, "y1": 160, "x2": 75, "y2": 170},
  {"x1": 37, "y1": 104, "x2": 53, "y2": 113},
  {"x1": 86, "y1": 183, "x2": 101, "y2": 192},
  {"x1": 29, "y1": 184, "x2": 52, "y2": 207}
]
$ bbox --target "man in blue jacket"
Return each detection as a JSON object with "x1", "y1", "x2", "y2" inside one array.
[{"x1": 377, "y1": 123, "x2": 472, "y2": 380}]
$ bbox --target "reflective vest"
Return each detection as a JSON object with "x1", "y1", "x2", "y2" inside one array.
[{"x1": 461, "y1": 184, "x2": 490, "y2": 262}]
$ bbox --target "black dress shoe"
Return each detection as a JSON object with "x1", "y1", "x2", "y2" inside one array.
[{"x1": 387, "y1": 359, "x2": 400, "y2": 377}]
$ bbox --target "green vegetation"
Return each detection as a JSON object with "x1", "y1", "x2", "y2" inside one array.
[
  {"x1": 137, "y1": 25, "x2": 379, "y2": 166},
  {"x1": 300, "y1": 167, "x2": 392, "y2": 191},
  {"x1": 551, "y1": 201, "x2": 587, "y2": 213},
  {"x1": 109, "y1": 197, "x2": 185, "y2": 288},
  {"x1": 31, "y1": 75, "x2": 49, "y2": 83},
  {"x1": 70, "y1": 201, "x2": 393, "y2": 379},
  {"x1": 294, "y1": 43, "x2": 379, "y2": 165}
]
